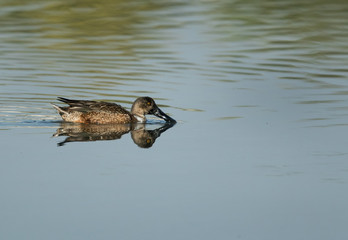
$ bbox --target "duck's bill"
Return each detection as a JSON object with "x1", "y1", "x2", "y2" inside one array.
[{"x1": 153, "y1": 107, "x2": 176, "y2": 123}]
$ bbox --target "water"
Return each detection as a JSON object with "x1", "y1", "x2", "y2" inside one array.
[{"x1": 1, "y1": 0, "x2": 348, "y2": 239}]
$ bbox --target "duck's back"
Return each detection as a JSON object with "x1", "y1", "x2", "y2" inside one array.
[{"x1": 56, "y1": 97, "x2": 135, "y2": 124}]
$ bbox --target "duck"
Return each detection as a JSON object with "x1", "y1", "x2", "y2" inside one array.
[{"x1": 51, "y1": 96, "x2": 176, "y2": 124}]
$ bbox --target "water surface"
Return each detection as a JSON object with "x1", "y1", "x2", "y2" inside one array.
[{"x1": 1, "y1": 0, "x2": 348, "y2": 239}]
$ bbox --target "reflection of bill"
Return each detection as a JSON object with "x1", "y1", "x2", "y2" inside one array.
[{"x1": 53, "y1": 122, "x2": 176, "y2": 148}]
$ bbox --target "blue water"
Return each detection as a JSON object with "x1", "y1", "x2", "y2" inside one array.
[{"x1": 1, "y1": 0, "x2": 348, "y2": 239}]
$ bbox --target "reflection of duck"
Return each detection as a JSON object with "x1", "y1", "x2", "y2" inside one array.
[
  {"x1": 53, "y1": 122, "x2": 176, "y2": 148},
  {"x1": 51, "y1": 97, "x2": 176, "y2": 124},
  {"x1": 131, "y1": 123, "x2": 175, "y2": 148}
]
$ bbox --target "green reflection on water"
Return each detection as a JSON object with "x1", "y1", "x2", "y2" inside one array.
[{"x1": 1, "y1": 0, "x2": 184, "y2": 49}]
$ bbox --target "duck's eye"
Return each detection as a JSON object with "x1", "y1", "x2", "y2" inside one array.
[
  {"x1": 147, "y1": 101, "x2": 151, "y2": 105},
  {"x1": 146, "y1": 139, "x2": 151, "y2": 143}
]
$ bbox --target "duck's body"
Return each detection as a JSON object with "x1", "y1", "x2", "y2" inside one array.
[{"x1": 52, "y1": 97, "x2": 176, "y2": 124}]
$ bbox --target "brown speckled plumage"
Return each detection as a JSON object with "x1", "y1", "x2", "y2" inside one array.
[{"x1": 52, "y1": 96, "x2": 176, "y2": 124}]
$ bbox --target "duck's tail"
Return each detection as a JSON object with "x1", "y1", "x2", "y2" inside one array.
[{"x1": 51, "y1": 103, "x2": 68, "y2": 115}]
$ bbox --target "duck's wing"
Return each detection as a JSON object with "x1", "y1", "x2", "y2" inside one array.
[{"x1": 57, "y1": 97, "x2": 129, "y2": 114}]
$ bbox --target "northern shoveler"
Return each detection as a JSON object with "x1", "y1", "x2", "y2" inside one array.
[{"x1": 51, "y1": 96, "x2": 176, "y2": 124}]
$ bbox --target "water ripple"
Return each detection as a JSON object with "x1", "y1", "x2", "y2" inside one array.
[{"x1": 1, "y1": 0, "x2": 348, "y2": 127}]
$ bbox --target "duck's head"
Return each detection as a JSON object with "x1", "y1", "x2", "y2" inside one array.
[{"x1": 131, "y1": 97, "x2": 176, "y2": 123}]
